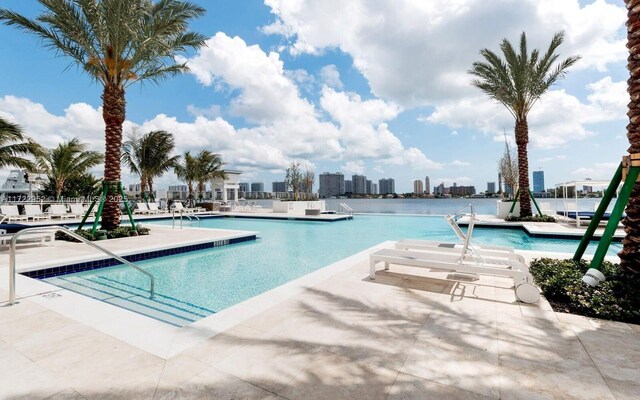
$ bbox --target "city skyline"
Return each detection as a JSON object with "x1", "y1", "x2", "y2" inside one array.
[{"x1": 0, "y1": 1, "x2": 629, "y2": 193}]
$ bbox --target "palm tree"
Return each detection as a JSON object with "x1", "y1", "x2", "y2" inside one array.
[
  {"x1": 194, "y1": 150, "x2": 226, "y2": 201},
  {"x1": 469, "y1": 31, "x2": 580, "y2": 217},
  {"x1": 174, "y1": 151, "x2": 198, "y2": 206},
  {"x1": 621, "y1": 1, "x2": 640, "y2": 275},
  {"x1": 0, "y1": 116, "x2": 43, "y2": 170},
  {"x1": 39, "y1": 138, "x2": 104, "y2": 200},
  {"x1": 0, "y1": 1, "x2": 206, "y2": 229},
  {"x1": 122, "y1": 130, "x2": 179, "y2": 201}
]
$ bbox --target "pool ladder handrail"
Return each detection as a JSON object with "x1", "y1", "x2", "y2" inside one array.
[
  {"x1": 7, "y1": 225, "x2": 155, "y2": 305},
  {"x1": 172, "y1": 210, "x2": 200, "y2": 229},
  {"x1": 338, "y1": 202, "x2": 354, "y2": 216}
]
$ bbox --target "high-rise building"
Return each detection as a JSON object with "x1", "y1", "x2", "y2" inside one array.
[
  {"x1": 434, "y1": 183, "x2": 445, "y2": 195},
  {"x1": 449, "y1": 185, "x2": 476, "y2": 196},
  {"x1": 239, "y1": 182, "x2": 249, "y2": 192},
  {"x1": 168, "y1": 185, "x2": 188, "y2": 192},
  {"x1": 318, "y1": 172, "x2": 345, "y2": 198},
  {"x1": 366, "y1": 180, "x2": 373, "y2": 195},
  {"x1": 533, "y1": 170, "x2": 545, "y2": 193},
  {"x1": 129, "y1": 183, "x2": 141, "y2": 192},
  {"x1": 372, "y1": 183, "x2": 378, "y2": 195},
  {"x1": 352, "y1": 174, "x2": 367, "y2": 194},
  {"x1": 424, "y1": 176, "x2": 431, "y2": 195},
  {"x1": 251, "y1": 182, "x2": 264, "y2": 192},
  {"x1": 345, "y1": 180, "x2": 353, "y2": 193},
  {"x1": 272, "y1": 181, "x2": 287, "y2": 193},
  {"x1": 379, "y1": 178, "x2": 395, "y2": 195},
  {"x1": 413, "y1": 179, "x2": 424, "y2": 194},
  {"x1": 487, "y1": 182, "x2": 496, "y2": 194}
]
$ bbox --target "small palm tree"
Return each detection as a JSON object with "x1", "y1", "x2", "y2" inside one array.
[
  {"x1": 195, "y1": 150, "x2": 226, "y2": 201},
  {"x1": 39, "y1": 138, "x2": 104, "y2": 200},
  {"x1": 0, "y1": 1, "x2": 206, "y2": 229},
  {"x1": 0, "y1": 116, "x2": 43, "y2": 170},
  {"x1": 122, "y1": 130, "x2": 179, "y2": 201},
  {"x1": 174, "y1": 151, "x2": 198, "y2": 206},
  {"x1": 469, "y1": 31, "x2": 580, "y2": 217}
]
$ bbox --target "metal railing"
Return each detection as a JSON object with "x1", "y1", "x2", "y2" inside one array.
[
  {"x1": 338, "y1": 202, "x2": 354, "y2": 216},
  {"x1": 7, "y1": 226, "x2": 155, "y2": 305},
  {"x1": 172, "y1": 210, "x2": 200, "y2": 229}
]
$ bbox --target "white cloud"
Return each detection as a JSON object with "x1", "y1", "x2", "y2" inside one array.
[
  {"x1": 186, "y1": 104, "x2": 222, "y2": 119},
  {"x1": 341, "y1": 160, "x2": 365, "y2": 175},
  {"x1": 319, "y1": 65, "x2": 344, "y2": 89},
  {"x1": 427, "y1": 76, "x2": 627, "y2": 149},
  {"x1": 572, "y1": 162, "x2": 619, "y2": 180},
  {"x1": 450, "y1": 160, "x2": 471, "y2": 167},
  {"x1": 264, "y1": 0, "x2": 625, "y2": 107}
]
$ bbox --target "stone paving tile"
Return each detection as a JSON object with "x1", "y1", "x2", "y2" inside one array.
[
  {"x1": 0, "y1": 309, "x2": 71, "y2": 345},
  {"x1": 574, "y1": 328, "x2": 640, "y2": 400},
  {"x1": 498, "y1": 354, "x2": 616, "y2": 400},
  {"x1": 212, "y1": 334, "x2": 321, "y2": 394},
  {"x1": 387, "y1": 372, "x2": 497, "y2": 400},
  {"x1": 180, "y1": 324, "x2": 270, "y2": 366},
  {"x1": 276, "y1": 352, "x2": 398, "y2": 400},
  {"x1": 153, "y1": 353, "x2": 210, "y2": 400},
  {"x1": 401, "y1": 338, "x2": 500, "y2": 398},
  {"x1": 159, "y1": 366, "x2": 278, "y2": 400},
  {"x1": 0, "y1": 339, "x2": 67, "y2": 400}
]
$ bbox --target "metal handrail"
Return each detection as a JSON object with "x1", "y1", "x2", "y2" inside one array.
[
  {"x1": 8, "y1": 226, "x2": 155, "y2": 305},
  {"x1": 172, "y1": 210, "x2": 200, "y2": 229}
]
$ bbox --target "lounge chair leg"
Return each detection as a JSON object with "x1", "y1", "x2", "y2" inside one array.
[
  {"x1": 384, "y1": 262, "x2": 389, "y2": 271},
  {"x1": 369, "y1": 260, "x2": 376, "y2": 279}
]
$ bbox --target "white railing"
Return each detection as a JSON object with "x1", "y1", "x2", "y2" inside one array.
[
  {"x1": 172, "y1": 210, "x2": 200, "y2": 229},
  {"x1": 338, "y1": 202, "x2": 354, "y2": 216},
  {"x1": 7, "y1": 226, "x2": 155, "y2": 305}
]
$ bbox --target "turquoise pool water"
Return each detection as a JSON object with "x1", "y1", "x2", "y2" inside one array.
[{"x1": 43, "y1": 215, "x2": 621, "y2": 326}]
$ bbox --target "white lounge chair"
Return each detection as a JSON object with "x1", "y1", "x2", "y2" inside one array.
[
  {"x1": 172, "y1": 201, "x2": 204, "y2": 213},
  {"x1": 372, "y1": 205, "x2": 539, "y2": 304},
  {"x1": 24, "y1": 204, "x2": 49, "y2": 221},
  {"x1": 147, "y1": 203, "x2": 166, "y2": 213},
  {"x1": 0, "y1": 205, "x2": 28, "y2": 222},
  {"x1": 395, "y1": 211, "x2": 525, "y2": 263},
  {"x1": 134, "y1": 203, "x2": 157, "y2": 214},
  {"x1": 0, "y1": 228, "x2": 55, "y2": 247},
  {"x1": 47, "y1": 204, "x2": 78, "y2": 219},
  {"x1": 370, "y1": 248, "x2": 539, "y2": 303},
  {"x1": 69, "y1": 203, "x2": 93, "y2": 218}
]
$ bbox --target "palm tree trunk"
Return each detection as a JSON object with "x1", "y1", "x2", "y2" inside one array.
[
  {"x1": 515, "y1": 118, "x2": 532, "y2": 217},
  {"x1": 101, "y1": 83, "x2": 126, "y2": 230},
  {"x1": 188, "y1": 182, "x2": 194, "y2": 206},
  {"x1": 56, "y1": 180, "x2": 63, "y2": 201},
  {"x1": 620, "y1": 0, "x2": 640, "y2": 275},
  {"x1": 140, "y1": 173, "x2": 147, "y2": 201}
]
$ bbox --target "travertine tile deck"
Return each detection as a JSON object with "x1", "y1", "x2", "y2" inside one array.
[{"x1": 1, "y1": 245, "x2": 638, "y2": 399}]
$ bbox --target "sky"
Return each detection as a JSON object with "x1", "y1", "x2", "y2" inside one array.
[{"x1": 0, "y1": 0, "x2": 631, "y2": 193}]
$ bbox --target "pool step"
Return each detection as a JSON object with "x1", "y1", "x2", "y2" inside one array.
[{"x1": 45, "y1": 275, "x2": 213, "y2": 326}]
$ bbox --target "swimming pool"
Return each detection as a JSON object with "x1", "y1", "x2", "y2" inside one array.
[{"x1": 42, "y1": 215, "x2": 621, "y2": 326}]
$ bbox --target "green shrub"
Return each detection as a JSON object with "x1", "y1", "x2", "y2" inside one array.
[
  {"x1": 56, "y1": 226, "x2": 150, "y2": 242},
  {"x1": 529, "y1": 258, "x2": 640, "y2": 324},
  {"x1": 505, "y1": 214, "x2": 556, "y2": 222}
]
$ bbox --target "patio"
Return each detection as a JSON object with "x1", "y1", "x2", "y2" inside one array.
[{"x1": 1, "y1": 248, "x2": 638, "y2": 399}]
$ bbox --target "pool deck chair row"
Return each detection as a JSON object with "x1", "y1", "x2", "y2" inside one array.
[{"x1": 369, "y1": 205, "x2": 540, "y2": 304}]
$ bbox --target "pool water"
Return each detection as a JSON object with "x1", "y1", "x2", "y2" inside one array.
[{"x1": 43, "y1": 215, "x2": 621, "y2": 326}]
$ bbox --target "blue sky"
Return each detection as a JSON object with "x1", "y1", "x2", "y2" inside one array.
[{"x1": 0, "y1": 0, "x2": 630, "y2": 193}]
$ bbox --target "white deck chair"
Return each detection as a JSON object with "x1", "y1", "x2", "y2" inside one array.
[
  {"x1": 69, "y1": 203, "x2": 92, "y2": 218},
  {"x1": 171, "y1": 202, "x2": 195, "y2": 214},
  {"x1": 48, "y1": 204, "x2": 77, "y2": 219},
  {"x1": 147, "y1": 203, "x2": 166, "y2": 213},
  {"x1": 24, "y1": 204, "x2": 48, "y2": 221},
  {"x1": 0, "y1": 205, "x2": 28, "y2": 222},
  {"x1": 0, "y1": 228, "x2": 55, "y2": 247},
  {"x1": 370, "y1": 248, "x2": 539, "y2": 303},
  {"x1": 134, "y1": 203, "x2": 151, "y2": 214},
  {"x1": 396, "y1": 212, "x2": 525, "y2": 263}
]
